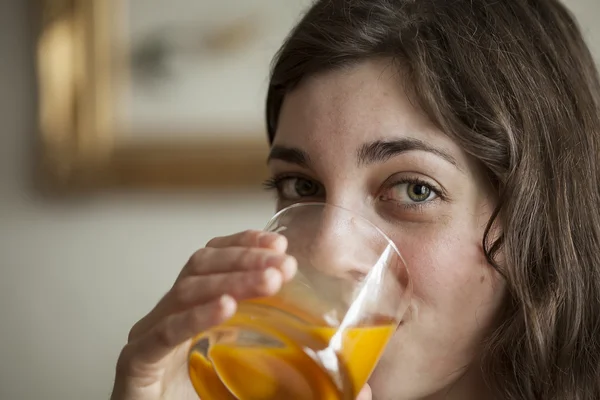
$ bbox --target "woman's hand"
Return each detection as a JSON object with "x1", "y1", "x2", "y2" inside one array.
[
  {"x1": 357, "y1": 385, "x2": 372, "y2": 400},
  {"x1": 109, "y1": 230, "x2": 296, "y2": 400}
]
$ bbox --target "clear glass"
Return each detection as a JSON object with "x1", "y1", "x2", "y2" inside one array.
[{"x1": 188, "y1": 203, "x2": 412, "y2": 400}]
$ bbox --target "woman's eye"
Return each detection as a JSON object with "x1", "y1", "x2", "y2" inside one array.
[
  {"x1": 278, "y1": 177, "x2": 322, "y2": 199},
  {"x1": 385, "y1": 181, "x2": 438, "y2": 204}
]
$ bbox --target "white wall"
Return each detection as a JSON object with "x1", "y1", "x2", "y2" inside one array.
[
  {"x1": 0, "y1": 2, "x2": 274, "y2": 399},
  {"x1": 0, "y1": 1, "x2": 598, "y2": 400}
]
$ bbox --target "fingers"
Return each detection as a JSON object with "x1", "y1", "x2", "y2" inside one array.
[
  {"x1": 183, "y1": 246, "x2": 296, "y2": 277},
  {"x1": 132, "y1": 242, "x2": 297, "y2": 342},
  {"x1": 357, "y1": 384, "x2": 372, "y2": 400},
  {"x1": 168, "y1": 267, "x2": 287, "y2": 312},
  {"x1": 207, "y1": 230, "x2": 287, "y2": 252},
  {"x1": 121, "y1": 295, "x2": 237, "y2": 370},
  {"x1": 126, "y1": 231, "x2": 291, "y2": 356}
]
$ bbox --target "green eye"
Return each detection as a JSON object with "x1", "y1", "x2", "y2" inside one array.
[
  {"x1": 407, "y1": 183, "x2": 432, "y2": 202},
  {"x1": 384, "y1": 180, "x2": 438, "y2": 204}
]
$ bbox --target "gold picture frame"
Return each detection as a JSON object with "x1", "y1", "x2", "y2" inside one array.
[{"x1": 36, "y1": 0, "x2": 308, "y2": 192}]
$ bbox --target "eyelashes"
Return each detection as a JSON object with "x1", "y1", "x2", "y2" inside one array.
[
  {"x1": 263, "y1": 173, "x2": 445, "y2": 211},
  {"x1": 381, "y1": 177, "x2": 444, "y2": 201},
  {"x1": 263, "y1": 174, "x2": 324, "y2": 200}
]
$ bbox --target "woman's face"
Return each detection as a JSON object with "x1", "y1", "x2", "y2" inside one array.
[{"x1": 268, "y1": 59, "x2": 506, "y2": 399}]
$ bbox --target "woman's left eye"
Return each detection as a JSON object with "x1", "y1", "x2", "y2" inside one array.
[
  {"x1": 264, "y1": 175, "x2": 324, "y2": 201},
  {"x1": 383, "y1": 181, "x2": 439, "y2": 204},
  {"x1": 282, "y1": 177, "x2": 321, "y2": 199}
]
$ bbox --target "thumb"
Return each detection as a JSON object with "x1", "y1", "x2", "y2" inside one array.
[{"x1": 357, "y1": 384, "x2": 372, "y2": 400}]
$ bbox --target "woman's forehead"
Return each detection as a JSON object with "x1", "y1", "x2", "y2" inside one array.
[{"x1": 273, "y1": 60, "x2": 470, "y2": 173}]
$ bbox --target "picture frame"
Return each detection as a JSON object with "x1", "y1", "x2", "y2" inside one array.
[{"x1": 35, "y1": 0, "x2": 309, "y2": 192}]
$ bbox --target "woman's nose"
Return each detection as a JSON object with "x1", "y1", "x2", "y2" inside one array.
[{"x1": 282, "y1": 205, "x2": 386, "y2": 280}]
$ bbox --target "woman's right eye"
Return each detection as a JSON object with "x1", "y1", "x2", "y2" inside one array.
[{"x1": 264, "y1": 176, "x2": 324, "y2": 200}]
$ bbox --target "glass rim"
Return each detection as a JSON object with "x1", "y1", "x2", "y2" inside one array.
[{"x1": 264, "y1": 201, "x2": 406, "y2": 265}]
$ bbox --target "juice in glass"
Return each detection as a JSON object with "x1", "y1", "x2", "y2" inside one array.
[{"x1": 188, "y1": 296, "x2": 396, "y2": 400}]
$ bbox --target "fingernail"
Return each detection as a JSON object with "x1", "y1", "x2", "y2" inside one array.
[
  {"x1": 262, "y1": 267, "x2": 283, "y2": 292},
  {"x1": 219, "y1": 295, "x2": 237, "y2": 317},
  {"x1": 280, "y1": 256, "x2": 297, "y2": 280},
  {"x1": 263, "y1": 267, "x2": 279, "y2": 280}
]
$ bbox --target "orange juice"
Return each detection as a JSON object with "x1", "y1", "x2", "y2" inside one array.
[{"x1": 188, "y1": 298, "x2": 396, "y2": 400}]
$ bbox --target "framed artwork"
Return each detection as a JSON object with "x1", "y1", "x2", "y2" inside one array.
[{"x1": 36, "y1": 0, "x2": 311, "y2": 191}]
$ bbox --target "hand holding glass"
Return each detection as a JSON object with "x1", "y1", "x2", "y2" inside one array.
[{"x1": 188, "y1": 203, "x2": 412, "y2": 400}]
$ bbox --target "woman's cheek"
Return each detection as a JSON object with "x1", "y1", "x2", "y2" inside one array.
[{"x1": 391, "y1": 222, "x2": 487, "y2": 307}]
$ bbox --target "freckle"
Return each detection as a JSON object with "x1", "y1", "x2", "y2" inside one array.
[{"x1": 480, "y1": 275, "x2": 485, "y2": 283}]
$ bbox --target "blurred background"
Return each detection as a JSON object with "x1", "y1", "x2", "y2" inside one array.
[{"x1": 0, "y1": 0, "x2": 598, "y2": 399}]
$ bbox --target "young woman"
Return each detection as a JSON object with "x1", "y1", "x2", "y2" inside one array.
[{"x1": 110, "y1": 1, "x2": 600, "y2": 399}]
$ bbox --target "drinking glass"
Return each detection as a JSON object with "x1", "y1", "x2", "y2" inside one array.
[{"x1": 188, "y1": 202, "x2": 412, "y2": 400}]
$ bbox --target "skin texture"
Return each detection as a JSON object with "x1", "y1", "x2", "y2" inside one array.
[
  {"x1": 111, "y1": 59, "x2": 506, "y2": 400},
  {"x1": 268, "y1": 59, "x2": 506, "y2": 400}
]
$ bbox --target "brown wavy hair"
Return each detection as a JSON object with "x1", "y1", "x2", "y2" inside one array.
[{"x1": 265, "y1": 0, "x2": 600, "y2": 398}]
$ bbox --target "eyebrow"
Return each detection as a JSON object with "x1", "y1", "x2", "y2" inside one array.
[
  {"x1": 357, "y1": 138, "x2": 462, "y2": 171},
  {"x1": 267, "y1": 146, "x2": 311, "y2": 168},
  {"x1": 267, "y1": 138, "x2": 462, "y2": 171}
]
